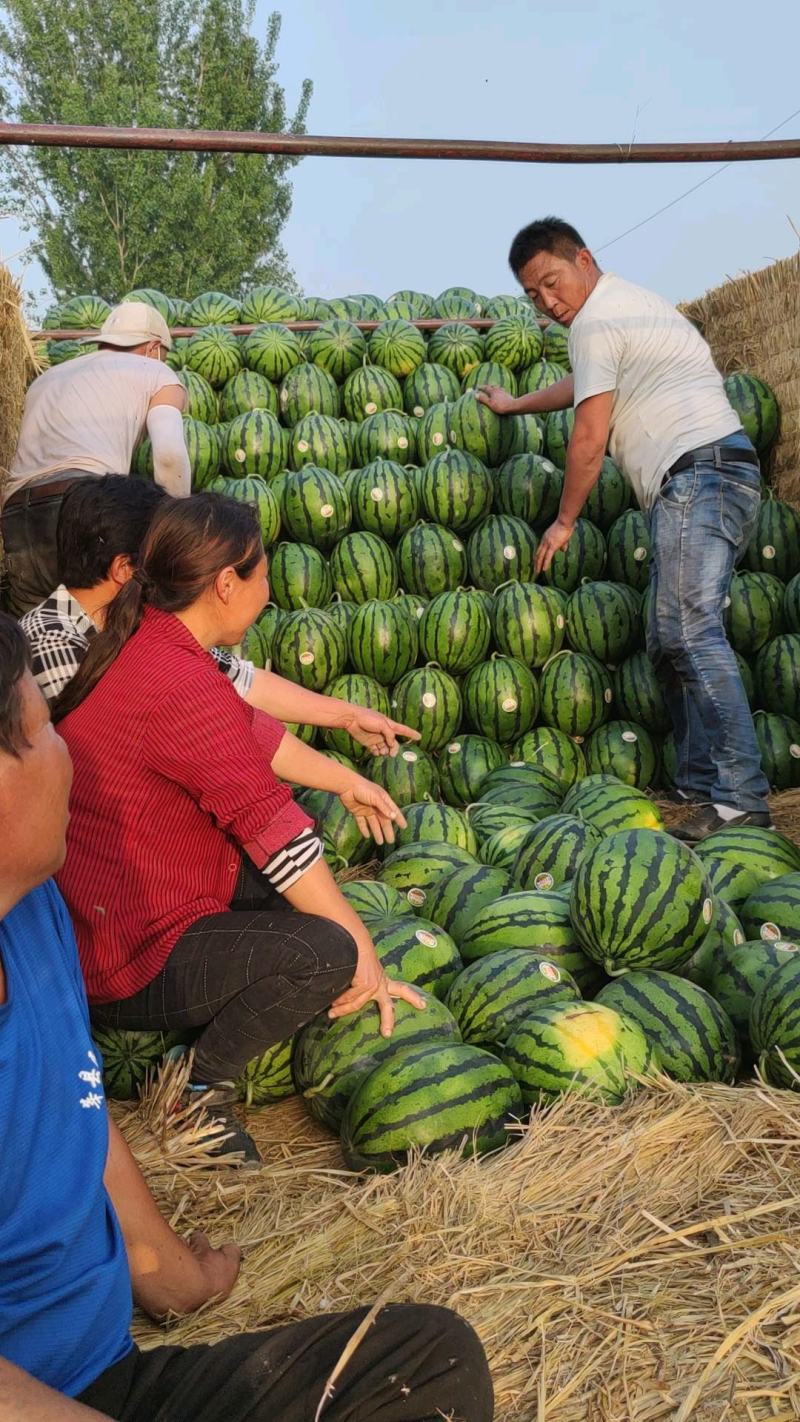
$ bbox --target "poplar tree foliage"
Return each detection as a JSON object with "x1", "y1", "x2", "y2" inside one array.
[{"x1": 0, "y1": 0, "x2": 312, "y2": 299}]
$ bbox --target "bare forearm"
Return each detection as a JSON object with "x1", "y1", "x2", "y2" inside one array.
[
  {"x1": 511, "y1": 374, "x2": 574, "y2": 415},
  {"x1": 0, "y1": 1360, "x2": 110, "y2": 1420},
  {"x1": 246, "y1": 670, "x2": 350, "y2": 730},
  {"x1": 281, "y1": 857, "x2": 370, "y2": 952},
  {"x1": 560, "y1": 435, "x2": 607, "y2": 525},
  {"x1": 271, "y1": 728, "x2": 354, "y2": 793}
]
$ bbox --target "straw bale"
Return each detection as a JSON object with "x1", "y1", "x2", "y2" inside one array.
[
  {"x1": 0, "y1": 262, "x2": 41, "y2": 500},
  {"x1": 656, "y1": 787, "x2": 800, "y2": 842},
  {"x1": 680, "y1": 251, "x2": 800, "y2": 508},
  {"x1": 117, "y1": 1063, "x2": 800, "y2": 1422}
]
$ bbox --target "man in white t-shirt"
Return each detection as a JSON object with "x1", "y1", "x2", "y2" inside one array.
[
  {"x1": 478, "y1": 216, "x2": 770, "y2": 841},
  {"x1": 1, "y1": 301, "x2": 190, "y2": 617}
]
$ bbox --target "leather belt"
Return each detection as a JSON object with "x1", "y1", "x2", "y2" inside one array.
[
  {"x1": 4, "y1": 474, "x2": 84, "y2": 511},
  {"x1": 661, "y1": 443, "x2": 759, "y2": 490}
]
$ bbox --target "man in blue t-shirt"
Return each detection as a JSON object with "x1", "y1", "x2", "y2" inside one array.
[{"x1": 0, "y1": 612, "x2": 493, "y2": 1422}]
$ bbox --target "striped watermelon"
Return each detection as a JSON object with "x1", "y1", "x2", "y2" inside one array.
[
  {"x1": 340, "y1": 1041, "x2": 523, "y2": 1172},
  {"x1": 187, "y1": 291, "x2": 240, "y2": 324},
  {"x1": 446, "y1": 950, "x2": 580, "y2": 1047},
  {"x1": 438, "y1": 736, "x2": 507, "y2": 807},
  {"x1": 418, "y1": 590, "x2": 492, "y2": 675},
  {"x1": 462, "y1": 361, "x2": 518, "y2": 398},
  {"x1": 393, "y1": 590, "x2": 428, "y2": 626},
  {"x1": 565, "y1": 581, "x2": 640, "y2": 663},
  {"x1": 242, "y1": 324, "x2": 304, "y2": 382},
  {"x1": 785, "y1": 573, "x2": 800, "y2": 633},
  {"x1": 55, "y1": 293, "x2": 110, "y2": 328},
  {"x1": 418, "y1": 448, "x2": 494, "y2": 532},
  {"x1": 340, "y1": 879, "x2": 407, "y2": 920},
  {"x1": 379, "y1": 842, "x2": 479, "y2": 915},
  {"x1": 330, "y1": 532, "x2": 398, "y2": 603},
  {"x1": 178, "y1": 369, "x2": 219, "y2": 423},
  {"x1": 349, "y1": 460, "x2": 419, "y2": 542},
  {"x1": 219, "y1": 370, "x2": 278, "y2": 421},
  {"x1": 280, "y1": 363, "x2": 340, "y2": 424},
  {"x1": 423, "y1": 864, "x2": 511, "y2": 946},
  {"x1": 582, "y1": 458, "x2": 631, "y2": 531},
  {"x1": 512, "y1": 814, "x2": 600, "y2": 892},
  {"x1": 493, "y1": 453, "x2": 564, "y2": 530},
  {"x1": 370, "y1": 917, "x2": 462, "y2": 998},
  {"x1": 570, "y1": 829, "x2": 713, "y2": 974},
  {"x1": 396, "y1": 523, "x2": 468, "y2": 598},
  {"x1": 236, "y1": 1036, "x2": 295, "y2": 1106},
  {"x1": 611, "y1": 652, "x2": 671, "y2": 735},
  {"x1": 606, "y1": 510, "x2": 651, "y2": 591},
  {"x1": 542, "y1": 322, "x2": 571, "y2": 369},
  {"x1": 403, "y1": 362, "x2": 461, "y2": 416},
  {"x1": 750, "y1": 954, "x2": 800, "y2": 1086},
  {"x1": 296, "y1": 788, "x2": 372, "y2": 869},
  {"x1": 93, "y1": 1027, "x2": 186, "y2": 1100},
  {"x1": 544, "y1": 408, "x2": 575, "y2": 468},
  {"x1": 477, "y1": 763, "x2": 563, "y2": 816},
  {"x1": 467, "y1": 514, "x2": 538, "y2": 592},
  {"x1": 446, "y1": 391, "x2": 505, "y2": 466},
  {"x1": 681, "y1": 895, "x2": 745, "y2": 991},
  {"x1": 348, "y1": 599, "x2": 418, "y2": 684},
  {"x1": 584, "y1": 720, "x2": 659, "y2": 790},
  {"x1": 483, "y1": 295, "x2": 534, "y2": 321},
  {"x1": 542, "y1": 518, "x2": 606, "y2": 594},
  {"x1": 179, "y1": 419, "x2": 220, "y2": 489},
  {"x1": 205, "y1": 475, "x2": 280, "y2": 546},
  {"x1": 465, "y1": 802, "x2": 544, "y2": 846},
  {"x1": 416, "y1": 401, "x2": 455, "y2": 461},
  {"x1": 561, "y1": 774, "x2": 665, "y2": 834},
  {"x1": 184, "y1": 326, "x2": 242, "y2": 387},
  {"x1": 280, "y1": 465, "x2": 351, "y2": 550},
  {"x1": 707, "y1": 938, "x2": 800, "y2": 1053},
  {"x1": 353, "y1": 410, "x2": 417, "y2": 465},
  {"x1": 391, "y1": 664, "x2": 463, "y2": 752},
  {"x1": 597, "y1": 971, "x2": 739, "y2": 1082},
  {"x1": 500, "y1": 413, "x2": 545, "y2": 459},
  {"x1": 223, "y1": 409, "x2": 284, "y2": 480},
  {"x1": 342, "y1": 365, "x2": 404, "y2": 421},
  {"x1": 236, "y1": 619, "x2": 271, "y2": 669},
  {"x1": 427, "y1": 323, "x2": 485, "y2": 378},
  {"x1": 289, "y1": 413, "x2": 351, "y2": 476},
  {"x1": 485, "y1": 315, "x2": 543, "y2": 371},
  {"x1": 740, "y1": 873, "x2": 800, "y2": 944},
  {"x1": 323, "y1": 674, "x2": 391, "y2": 761},
  {"x1": 385, "y1": 290, "x2": 435, "y2": 320},
  {"x1": 270, "y1": 609, "x2": 346, "y2": 691},
  {"x1": 239, "y1": 286, "x2": 303, "y2": 323},
  {"x1": 462, "y1": 655, "x2": 539, "y2": 744},
  {"x1": 518, "y1": 361, "x2": 568, "y2": 394},
  {"x1": 754, "y1": 711, "x2": 800, "y2": 789},
  {"x1": 502, "y1": 1001, "x2": 653, "y2": 1105},
  {"x1": 368, "y1": 741, "x2": 438, "y2": 807},
  {"x1": 696, "y1": 826, "x2": 800, "y2": 912},
  {"x1": 539, "y1": 651, "x2": 612, "y2": 737},
  {"x1": 723, "y1": 372, "x2": 779, "y2": 454},
  {"x1": 268, "y1": 542, "x2": 332, "y2": 610},
  {"x1": 754, "y1": 634, "x2": 800, "y2": 718},
  {"x1": 509, "y1": 728, "x2": 587, "y2": 794},
  {"x1": 293, "y1": 991, "x2": 461, "y2": 1131},
  {"x1": 725, "y1": 571, "x2": 784, "y2": 654},
  {"x1": 744, "y1": 499, "x2": 800, "y2": 581},
  {"x1": 368, "y1": 320, "x2": 427, "y2": 378},
  {"x1": 478, "y1": 824, "x2": 536, "y2": 873},
  {"x1": 308, "y1": 320, "x2": 367, "y2": 381},
  {"x1": 457, "y1": 889, "x2": 602, "y2": 996},
  {"x1": 394, "y1": 801, "x2": 479, "y2": 857},
  {"x1": 436, "y1": 287, "x2": 483, "y2": 317},
  {"x1": 324, "y1": 597, "x2": 358, "y2": 638},
  {"x1": 492, "y1": 581, "x2": 565, "y2": 668}
]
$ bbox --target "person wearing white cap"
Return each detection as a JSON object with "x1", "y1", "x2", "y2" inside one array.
[{"x1": 1, "y1": 301, "x2": 191, "y2": 616}]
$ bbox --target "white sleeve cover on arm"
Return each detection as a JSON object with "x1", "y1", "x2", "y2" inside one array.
[{"x1": 146, "y1": 405, "x2": 192, "y2": 498}]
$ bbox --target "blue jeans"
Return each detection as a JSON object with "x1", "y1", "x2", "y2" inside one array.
[{"x1": 646, "y1": 432, "x2": 769, "y2": 813}]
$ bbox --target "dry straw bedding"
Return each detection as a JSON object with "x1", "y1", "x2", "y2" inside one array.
[{"x1": 116, "y1": 1060, "x2": 800, "y2": 1422}]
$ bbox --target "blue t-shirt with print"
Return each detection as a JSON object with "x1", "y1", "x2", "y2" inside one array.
[{"x1": 0, "y1": 880, "x2": 133, "y2": 1395}]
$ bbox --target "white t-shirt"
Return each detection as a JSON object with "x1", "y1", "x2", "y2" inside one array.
[
  {"x1": 568, "y1": 273, "x2": 741, "y2": 510},
  {"x1": 4, "y1": 351, "x2": 182, "y2": 502}
]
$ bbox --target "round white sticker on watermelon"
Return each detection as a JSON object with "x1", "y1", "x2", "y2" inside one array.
[
  {"x1": 298, "y1": 651, "x2": 315, "y2": 666},
  {"x1": 762, "y1": 545, "x2": 776, "y2": 559},
  {"x1": 534, "y1": 873, "x2": 555, "y2": 891},
  {"x1": 413, "y1": 404, "x2": 424, "y2": 417},
  {"x1": 234, "y1": 448, "x2": 246, "y2": 463},
  {"x1": 502, "y1": 697, "x2": 518, "y2": 712},
  {"x1": 415, "y1": 929, "x2": 438, "y2": 949},
  {"x1": 320, "y1": 504, "x2": 334, "y2": 518},
  {"x1": 791, "y1": 745, "x2": 800, "y2": 759},
  {"x1": 402, "y1": 751, "x2": 417, "y2": 763},
  {"x1": 761, "y1": 921, "x2": 781, "y2": 942},
  {"x1": 604, "y1": 688, "x2": 613, "y2": 703},
  {"x1": 365, "y1": 402, "x2": 378, "y2": 415},
  {"x1": 503, "y1": 545, "x2": 516, "y2": 559},
  {"x1": 702, "y1": 898, "x2": 714, "y2": 924},
  {"x1": 542, "y1": 460, "x2": 555, "y2": 473},
  {"x1": 621, "y1": 730, "x2": 638, "y2": 743},
  {"x1": 733, "y1": 929, "x2": 745, "y2": 946},
  {"x1": 723, "y1": 596, "x2": 731, "y2": 609},
  {"x1": 407, "y1": 888, "x2": 426, "y2": 908},
  {"x1": 539, "y1": 961, "x2": 561, "y2": 983},
  {"x1": 634, "y1": 546, "x2": 647, "y2": 562},
  {"x1": 296, "y1": 440, "x2": 309, "y2": 453},
  {"x1": 432, "y1": 433, "x2": 444, "y2": 446},
  {"x1": 510, "y1": 760, "x2": 525, "y2": 767},
  {"x1": 452, "y1": 539, "x2": 464, "y2": 552},
  {"x1": 397, "y1": 437, "x2": 409, "y2": 449},
  {"x1": 370, "y1": 487, "x2": 384, "y2": 502},
  {"x1": 422, "y1": 692, "x2": 437, "y2": 709},
  {"x1": 448, "y1": 742, "x2": 461, "y2": 754},
  {"x1": 556, "y1": 615, "x2": 565, "y2": 629}
]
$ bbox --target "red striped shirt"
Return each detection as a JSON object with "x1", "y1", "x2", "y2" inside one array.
[{"x1": 57, "y1": 606, "x2": 312, "y2": 1003}]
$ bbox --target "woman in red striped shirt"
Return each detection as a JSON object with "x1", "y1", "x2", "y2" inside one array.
[{"x1": 55, "y1": 493, "x2": 423, "y2": 1158}]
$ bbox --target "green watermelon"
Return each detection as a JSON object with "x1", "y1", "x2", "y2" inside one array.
[
  {"x1": 59, "y1": 293, "x2": 112, "y2": 328},
  {"x1": 543, "y1": 408, "x2": 575, "y2": 468},
  {"x1": 512, "y1": 814, "x2": 600, "y2": 892},
  {"x1": 750, "y1": 954, "x2": 800, "y2": 1087},
  {"x1": 754, "y1": 711, "x2": 800, "y2": 790},
  {"x1": 339, "y1": 879, "x2": 407, "y2": 921},
  {"x1": 93, "y1": 1027, "x2": 181, "y2": 1099},
  {"x1": 457, "y1": 889, "x2": 602, "y2": 995},
  {"x1": 396, "y1": 522, "x2": 468, "y2": 597},
  {"x1": 368, "y1": 319, "x2": 427, "y2": 378},
  {"x1": 288, "y1": 413, "x2": 351, "y2": 476},
  {"x1": 606, "y1": 510, "x2": 651, "y2": 591},
  {"x1": 188, "y1": 291, "x2": 240, "y2": 325},
  {"x1": 240, "y1": 286, "x2": 303, "y2": 323},
  {"x1": 368, "y1": 746, "x2": 440, "y2": 807},
  {"x1": 477, "y1": 763, "x2": 563, "y2": 816},
  {"x1": 347, "y1": 599, "x2": 418, "y2": 685},
  {"x1": 500, "y1": 413, "x2": 545, "y2": 459},
  {"x1": 308, "y1": 320, "x2": 367, "y2": 381},
  {"x1": 223, "y1": 409, "x2": 284, "y2": 480},
  {"x1": 353, "y1": 410, "x2": 417, "y2": 465},
  {"x1": 415, "y1": 401, "x2": 456, "y2": 462},
  {"x1": 378, "y1": 842, "x2": 479, "y2": 915},
  {"x1": 492, "y1": 581, "x2": 565, "y2": 668},
  {"x1": 724, "y1": 372, "x2": 779, "y2": 454},
  {"x1": 485, "y1": 315, "x2": 543, "y2": 371},
  {"x1": 564, "y1": 776, "x2": 667, "y2": 834},
  {"x1": 584, "y1": 720, "x2": 659, "y2": 790},
  {"x1": 583, "y1": 458, "x2": 631, "y2": 531},
  {"x1": 178, "y1": 369, "x2": 219, "y2": 423},
  {"x1": 342, "y1": 365, "x2": 404, "y2": 422},
  {"x1": 323, "y1": 674, "x2": 390, "y2": 761},
  {"x1": 423, "y1": 864, "x2": 511, "y2": 946},
  {"x1": 242, "y1": 324, "x2": 304, "y2": 382},
  {"x1": 725, "y1": 571, "x2": 784, "y2": 654},
  {"x1": 184, "y1": 325, "x2": 242, "y2": 387},
  {"x1": 707, "y1": 938, "x2": 800, "y2": 1054},
  {"x1": 418, "y1": 590, "x2": 492, "y2": 675},
  {"x1": 418, "y1": 448, "x2": 494, "y2": 532},
  {"x1": 565, "y1": 581, "x2": 639, "y2": 664},
  {"x1": 695, "y1": 826, "x2": 800, "y2": 909},
  {"x1": 219, "y1": 369, "x2": 278, "y2": 421},
  {"x1": 467, "y1": 514, "x2": 538, "y2": 592},
  {"x1": 447, "y1": 391, "x2": 506, "y2": 466},
  {"x1": 237, "y1": 1036, "x2": 295, "y2": 1106},
  {"x1": 435, "y1": 287, "x2": 484, "y2": 317},
  {"x1": 394, "y1": 801, "x2": 478, "y2": 857},
  {"x1": 462, "y1": 362, "x2": 518, "y2": 397},
  {"x1": 597, "y1": 971, "x2": 739, "y2": 1082},
  {"x1": 478, "y1": 824, "x2": 536, "y2": 873},
  {"x1": 611, "y1": 652, "x2": 671, "y2": 736},
  {"x1": 179, "y1": 418, "x2": 220, "y2": 490},
  {"x1": 403, "y1": 362, "x2": 462, "y2": 416},
  {"x1": 390, "y1": 664, "x2": 463, "y2": 752},
  {"x1": 462, "y1": 655, "x2": 539, "y2": 744},
  {"x1": 539, "y1": 651, "x2": 612, "y2": 738},
  {"x1": 542, "y1": 322, "x2": 571, "y2": 369},
  {"x1": 509, "y1": 728, "x2": 587, "y2": 794},
  {"x1": 744, "y1": 499, "x2": 800, "y2": 581},
  {"x1": 270, "y1": 608, "x2": 346, "y2": 691},
  {"x1": 542, "y1": 518, "x2": 606, "y2": 594},
  {"x1": 784, "y1": 573, "x2": 800, "y2": 633},
  {"x1": 465, "y1": 802, "x2": 544, "y2": 846},
  {"x1": 518, "y1": 360, "x2": 568, "y2": 394},
  {"x1": 385, "y1": 289, "x2": 435, "y2": 320},
  {"x1": 493, "y1": 453, "x2": 563, "y2": 530},
  {"x1": 268, "y1": 541, "x2": 332, "y2": 610},
  {"x1": 346, "y1": 459, "x2": 418, "y2": 543},
  {"x1": 438, "y1": 736, "x2": 507, "y2": 807},
  {"x1": 446, "y1": 950, "x2": 579, "y2": 1047},
  {"x1": 280, "y1": 362, "x2": 340, "y2": 424},
  {"x1": 502, "y1": 1001, "x2": 653, "y2": 1105},
  {"x1": 740, "y1": 873, "x2": 800, "y2": 944},
  {"x1": 755, "y1": 634, "x2": 800, "y2": 718},
  {"x1": 280, "y1": 465, "x2": 351, "y2": 550},
  {"x1": 370, "y1": 917, "x2": 463, "y2": 998},
  {"x1": 330, "y1": 532, "x2": 398, "y2": 604},
  {"x1": 427, "y1": 322, "x2": 484, "y2": 377}
]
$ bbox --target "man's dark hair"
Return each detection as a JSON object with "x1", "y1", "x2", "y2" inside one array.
[
  {"x1": 508, "y1": 216, "x2": 588, "y2": 276},
  {"x1": 0, "y1": 613, "x2": 32, "y2": 757},
  {"x1": 57, "y1": 476, "x2": 168, "y2": 588}
]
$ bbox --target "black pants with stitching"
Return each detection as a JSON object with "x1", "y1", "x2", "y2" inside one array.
[
  {"x1": 77, "y1": 1304, "x2": 494, "y2": 1422},
  {"x1": 90, "y1": 859, "x2": 356, "y2": 1083}
]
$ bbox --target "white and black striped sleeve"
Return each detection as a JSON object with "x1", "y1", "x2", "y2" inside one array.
[{"x1": 261, "y1": 826, "x2": 324, "y2": 892}]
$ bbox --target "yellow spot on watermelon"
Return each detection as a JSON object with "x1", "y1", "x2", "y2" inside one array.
[{"x1": 554, "y1": 1004, "x2": 621, "y2": 1067}]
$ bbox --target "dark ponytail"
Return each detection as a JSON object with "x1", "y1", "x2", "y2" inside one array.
[{"x1": 53, "y1": 492, "x2": 262, "y2": 721}]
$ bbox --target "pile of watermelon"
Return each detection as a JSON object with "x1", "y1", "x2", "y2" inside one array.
[{"x1": 51, "y1": 285, "x2": 800, "y2": 1156}]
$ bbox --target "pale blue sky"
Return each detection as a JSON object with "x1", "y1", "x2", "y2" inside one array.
[{"x1": 4, "y1": 0, "x2": 799, "y2": 313}]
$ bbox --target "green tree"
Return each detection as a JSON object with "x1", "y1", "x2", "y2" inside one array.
[{"x1": 0, "y1": 0, "x2": 312, "y2": 300}]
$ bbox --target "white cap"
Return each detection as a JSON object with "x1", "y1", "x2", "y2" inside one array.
[{"x1": 98, "y1": 301, "x2": 172, "y2": 351}]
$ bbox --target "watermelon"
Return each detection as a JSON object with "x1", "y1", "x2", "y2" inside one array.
[
  {"x1": 512, "y1": 814, "x2": 600, "y2": 892},
  {"x1": 205, "y1": 475, "x2": 280, "y2": 545},
  {"x1": 502, "y1": 1001, "x2": 653, "y2": 1105},
  {"x1": 435, "y1": 287, "x2": 483, "y2": 318},
  {"x1": 187, "y1": 291, "x2": 239, "y2": 325},
  {"x1": 219, "y1": 370, "x2": 278, "y2": 421},
  {"x1": 462, "y1": 361, "x2": 517, "y2": 398},
  {"x1": 539, "y1": 651, "x2": 612, "y2": 737},
  {"x1": 394, "y1": 801, "x2": 479, "y2": 857},
  {"x1": 477, "y1": 763, "x2": 563, "y2": 816},
  {"x1": 681, "y1": 896, "x2": 746, "y2": 990},
  {"x1": 280, "y1": 466, "x2": 351, "y2": 550},
  {"x1": 339, "y1": 879, "x2": 407, "y2": 921},
  {"x1": 242, "y1": 324, "x2": 304, "y2": 382},
  {"x1": 465, "y1": 802, "x2": 544, "y2": 846},
  {"x1": 390, "y1": 664, "x2": 463, "y2": 753},
  {"x1": 177, "y1": 418, "x2": 219, "y2": 490},
  {"x1": 423, "y1": 864, "x2": 511, "y2": 946},
  {"x1": 724, "y1": 372, "x2": 779, "y2": 454},
  {"x1": 492, "y1": 581, "x2": 565, "y2": 668},
  {"x1": 289, "y1": 413, "x2": 351, "y2": 476},
  {"x1": 93, "y1": 1027, "x2": 182, "y2": 1100},
  {"x1": 582, "y1": 458, "x2": 631, "y2": 531},
  {"x1": 744, "y1": 499, "x2": 800, "y2": 581},
  {"x1": 323, "y1": 674, "x2": 390, "y2": 761},
  {"x1": 58, "y1": 294, "x2": 112, "y2": 328},
  {"x1": 565, "y1": 581, "x2": 639, "y2": 664},
  {"x1": 447, "y1": 391, "x2": 506, "y2": 466},
  {"x1": 478, "y1": 824, "x2": 537, "y2": 873},
  {"x1": 500, "y1": 413, "x2": 545, "y2": 459},
  {"x1": 403, "y1": 362, "x2": 462, "y2": 416},
  {"x1": 368, "y1": 746, "x2": 440, "y2": 807},
  {"x1": 178, "y1": 368, "x2": 219, "y2": 423},
  {"x1": 611, "y1": 652, "x2": 671, "y2": 736},
  {"x1": 427, "y1": 323, "x2": 484, "y2": 378},
  {"x1": 270, "y1": 608, "x2": 346, "y2": 692},
  {"x1": 370, "y1": 917, "x2": 463, "y2": 998},
  {"x1": 597, "y1": 971, "x2": 739, "y2": 1082},
  {"x1": 324, "y1": 597, "x2": 359, "y2": 639},
  {"x1": 584, "y1": 720, "x2": 659, "y2": 790},
  {"x1": 342, "y1": 365, "x2": 404, "y2": 422},
  {"x1": 438, "y1": 736, "x2": 507, "y2": 807},
  {"x1": 784, "y1": 573, "x2": 800, "y2": 633},
  {"x1": 308, "y1": 320, "x2": 367, "y2": 381},
  {"x1": 750, "y1": 955, "x2": 800, "y2": 1087},
  {"x1": 483, "y1": 295, "x2": 535, "y2": 321},
  {"x1": 416, "y1": 401, "x2": 456, "y2": 462},
  {"x1": 294, "y1": 992, "x2": 461, "y2": 1131},
  {"x1": 485, "y1": 315, "x2": 543, "y2": 371},
  {"x1": 543, "y1": 408, "x2": 575, "y2": 468},
  {"x1": 236, "y1": 619, "x2": 271, "y2": 669},
  {"x1": 695, "y1": 826, "x2": 800, "y2": 909},
  {"x1": 564, "y1": 777, "x2": 666, "y2": 836},
  {"x1": 446, "y1": 950, "x2": 580, "y2": 1048},
  {"x1": 542, "y1": 518, "x2": 606, "y2": 594},
  {"x1": 606, "y1": 510, "x2": 651, "y2": 591},
  {"x1": 184, "y1": 325, "x2": 242, "y2": 387},
  {"x1": 725, "y1": 571, "x2": 784, "y2": 654},
  {"x1": 418, "y1": 448, "x2": 494, "y2": 532},
  {"x1": 294, "y1": 787, "x2": 371, "y2": 868},
  {"x1": 237, "y1": 1037, "x2": 295, "y2": 1106},
  {"x1": 493, "y1": 453, "x2": 563, "y2": 530},
  {"x1": 340, "y1": 1041, "x2": 523, "y2": 1172},
  {"x1": 384, "y1": 289, "x2": 434, "y2": 319},
  {"x1": 467, "y1": 514, "x2": 538, "y2": 592},
  {"x1": 47, "y1": 339, "x2": 93, "y2": 365},
  {"x1": 755, "y1": 634, "x2": 800, "y2": 718},
  {"x1": 222, "y1": 409, "x2": 284, "y2": 481},
  {"x1": 396, "y1": 522, "x2": 468, "y2": 598},
  {"x1": 353, "y1": 410, "x2": 417, "y2": 465},
  {"x1": 280, "y1": 362, "x2": 340, "y2": 424},
  {"x1": 518, "y1": 361, "x2": 567, "y2": 394},
  {"x1": 330, "y1": 532, "x2": 398, "y2": 603},
  {"x1": 379, "y1": 842, "x2": 479, "y2": 915},
  {"x1": 754, "y1": 711, "x2": 800, "y2": 790},
  {"x1": 348, "y1": 599, "x2": 418, "y2": 684},
  {"x1": 268, "y1": 541, "x2": 332, "y2": 610},
  {"x1": 347, "y1": 460, "x2": 418, "y2": 544},
  {"x1": 740, "y1": 873, "x2": 800, "y2": 944},
  {"x1": 457, "y1": 889, "x2": 602, "y2": 995},
  {"x1": 570, "y1": 829, "x2": 713, "y2": 975},
  {"x1": 542, "y1": 322, "x2": 571, "y2": 369},
  {"x1": 368, "y1": 319, "x2": 427, "y2": 378},
  {"x1": 509, "y1": 728, "x2": 587, "y2": 794},
  {"x1": 462, "y1": 655, "x2": 539, "y2": 744},
  {"x1": 418, "y1": 590, "x2": 492, "y2": 675},
  {"x1": 240, "y1": 286, "x2": 303, "y2": 324},
  {"x1": 707, "y1": 938, "x2": 800, "y2": 1053}
]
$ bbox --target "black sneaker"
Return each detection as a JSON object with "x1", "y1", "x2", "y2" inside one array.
[
  {"x1": 670, "y1": 805, "x2": 775, "y2": 844},
  {"x1": 659, "y1": 788, "x2": 710, "y2": 807},
  {"x1": 182, "y1": 1082, "x2": 263, "y2": 1165}
]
